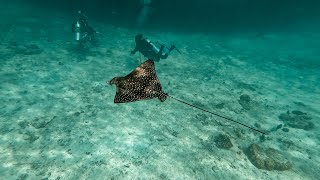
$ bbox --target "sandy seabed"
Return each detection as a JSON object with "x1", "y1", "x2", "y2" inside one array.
[{"x1": 0, "y1": 3, "x2": 320, "y2": 180}]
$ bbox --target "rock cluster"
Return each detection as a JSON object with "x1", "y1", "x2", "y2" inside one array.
[
  {"x1": 246, "y1": 143, "x2": 292, "y2": 171},
  {"x1": 279, "y1": 110, "x2": 314, "y2": 130}
]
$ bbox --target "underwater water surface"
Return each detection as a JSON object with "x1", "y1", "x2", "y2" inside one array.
[{"x1": 0, "y1": 0, "x2": 319, "y2": 179}]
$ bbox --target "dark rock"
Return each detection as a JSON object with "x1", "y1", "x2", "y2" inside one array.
[
  {"x1": 254, "y1": 123, "x2": 261, "y2": 128},
  {"x1": 214, "y1": 134, "x2": 233, "y2": 149},
  {"x1": 202, "y1": 134, "x2": 233, "y2": 152},
  {"x1": 278, "y1": 113, "x2": 291, "y2": 121},
  {"x1": 276, "y1": 124, "x2": 283, "y2": 130},
  {"x1": 279, "y1": 111, "x2": 314, "y2": 130},
  {"x1": 292, "y1": 110, "x2": 306, "y2": 115},
  {"x1": 57, "y1": 138, "x2": 71, "y2": 147},
  {"x1": 159, "y1": 173, "x2": 168, "y2": 179},
  {"x1": 269, "y1": 124, "x2": 283, "y2": 132},
  {"x1": 170, "y1": 130, "x2": 179, "y2": 137},
  {"x1": 31, "y1": 119, "x2": 48, "y2": 129},
  {"x1": 215, "y1": 102, "x2": 225, "y2": 109},
  {"x1": 246, "y1": 143, "x2": 292, "y2": 171},
  {"x1": 239, "y1": 94, "x2": 251, "y2": 110},
  {"x1": 240, "y1": 94, "x2": 251, "y2": 102},
  {"x1": 17, "y1": 173, "x2": 29, "y2": 180},
  {"x1": 293, "y1": 102, "x2": 306, "y2": 107},
  {"x1": 18, "y1": 121, "x2": 29, "y2": 129},
  {"x1": 24, "y1": 131, "x2": 39, "y2": 143},
  {"x1": 282, "y1": 128, "x2": 289, "y2": 132},
  {"x1": 234, "y1": 128, "x2": 245, "y2": 138},
  {"x1": 200, "y1": 119, "x2": 209, "y2": 126},
  {"x1": 105, "y1": 49, "x2": 113, "y2": 56},
  {"x1": 260, "y1": 135, "x2": 266, "y2": 142},
  {"x1": 290, "y1": 121, "x2": 314, "y2": 130}
]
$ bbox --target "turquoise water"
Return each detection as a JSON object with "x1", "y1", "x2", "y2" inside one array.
[{"x1": 0, "y1": 1, "x2": 319, "y2": 179}]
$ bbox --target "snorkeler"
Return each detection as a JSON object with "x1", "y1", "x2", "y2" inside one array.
[
  {"x1": 72, "y1": 10, "x2": 96, "y2": 45},
  {"x1": 131, "y1": 34, "x2": 180, "y2": 62}
]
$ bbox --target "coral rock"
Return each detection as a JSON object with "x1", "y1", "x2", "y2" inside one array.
[
  {"x1": 246, "y1": 143, "x2": 292, "y2": 171},
  {"x1": 214, "y1": 134, "x2": 233, "y2": 149},
  {"x1": 239, "y1": 94, "x2": 251, "y2": 110}
]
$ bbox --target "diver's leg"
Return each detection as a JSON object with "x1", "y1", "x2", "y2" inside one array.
[
  {"x1": 155, "y1": 45, "x2": 164, "y2": 60},
  {"x1": 157, "y1": 44, "x2": 165, "y2": 55}
]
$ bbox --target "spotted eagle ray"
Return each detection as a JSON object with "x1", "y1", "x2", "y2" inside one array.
[{"x1": 109, "y1": 59, "x2": 265, "y2": 134}]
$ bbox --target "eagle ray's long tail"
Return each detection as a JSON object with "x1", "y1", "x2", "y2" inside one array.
[{"x1": 164, "y1": 93, "x2": 266, "y2": 135}]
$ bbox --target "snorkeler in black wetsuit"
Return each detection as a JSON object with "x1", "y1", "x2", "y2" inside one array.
[{"x1": 131, "y1": 34, "x2": 179, "y2": 62}]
